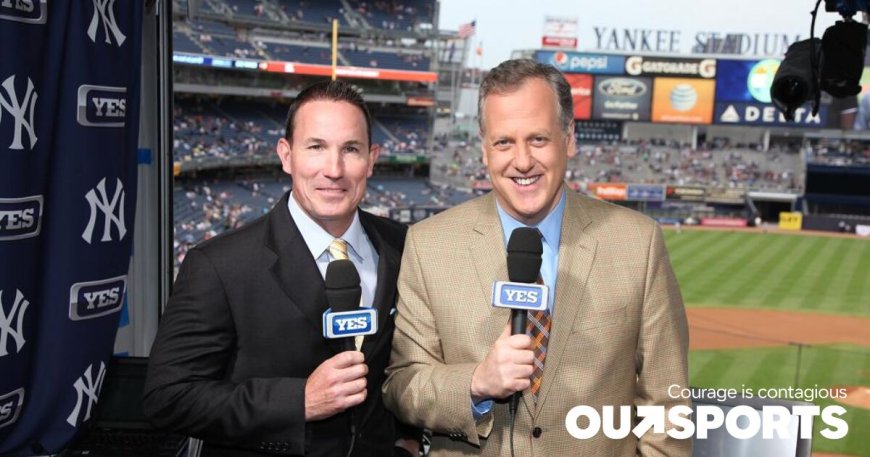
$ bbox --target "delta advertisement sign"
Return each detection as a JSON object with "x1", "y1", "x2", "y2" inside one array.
[
  {"x1": 713, "y1": 59, "x2": 825, "y2": 126},
  {"x1": 536, "y1": 51, "x2": 625, "y2": 74}
]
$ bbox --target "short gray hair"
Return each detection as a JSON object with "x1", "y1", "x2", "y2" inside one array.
[{"x1": 478, "y1": 59, "x2": 574, "y2": 136}]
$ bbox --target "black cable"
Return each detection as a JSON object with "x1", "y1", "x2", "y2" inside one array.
[
  {"x1": 509, "y1": 406, "x2": 517, "y2": 457},
  {"x1": 810, "y1": 0, "x2": 824, "y2": 114},
  {"x1": 345, "y1": 416, "x2": 356, "y2": 457}
]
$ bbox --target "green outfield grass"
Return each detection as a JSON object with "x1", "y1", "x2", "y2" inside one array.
[
  {"x1": 663, "y1": 229, "x2": 870, "y2": 317},
  {"x1": 663, "y1": 229, "x2": 870, "y2": 456},
  {"x1": 689, "y1": 345, "x2": 870, "y2": 456}
]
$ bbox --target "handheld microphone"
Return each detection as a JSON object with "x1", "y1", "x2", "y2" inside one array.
[
  {"x1": 323, "y1": 260, "x2": 377, "y2": 351},
  {"x1": 494, "y1": 228, "x2": 545, "y2": 417},
  {"x1": 323, "y1": 259, "x2": 371, "y2": 456}
]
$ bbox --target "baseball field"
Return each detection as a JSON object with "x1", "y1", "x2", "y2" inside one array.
[{"x1": 662, "y1": 227, "x2": 870, "y2": 457}]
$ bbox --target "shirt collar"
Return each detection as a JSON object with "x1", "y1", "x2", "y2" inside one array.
[
  {"x1": 287, "y1": 191, "x2": 366, "y2": 261},
  {"x1": 495, "y1": 189, "x2": 566, "y2": 251}
]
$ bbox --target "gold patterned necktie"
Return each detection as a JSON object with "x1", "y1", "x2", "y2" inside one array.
[
  {"x1": 328, "y1": 239, "x2": 364, "y2": 351},
  {"x1": 329, "y1": 239, "x2": 349, "y2": 261},
  {"x1": 527, "y1": 276, "x2": 550, "y2": 403}
]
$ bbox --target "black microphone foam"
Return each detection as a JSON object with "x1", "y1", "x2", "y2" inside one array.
[
  {"x1": 325, "y1": 259, "x2": 361, "y2": 313},
  {"x1": 506, "y1": 227, "x2": 543, "y2": 284},
  {"x1": 504, "y1": 227, "x2": 543, "y2": 421}
]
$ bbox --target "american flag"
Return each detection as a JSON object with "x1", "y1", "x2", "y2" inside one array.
[{"x1": 458, "y1": 20, "x2": 476, "y2": 39}]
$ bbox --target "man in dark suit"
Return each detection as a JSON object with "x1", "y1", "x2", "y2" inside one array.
[{"x1": 144, "y1": 80, "x2": 419, "y2": 456}]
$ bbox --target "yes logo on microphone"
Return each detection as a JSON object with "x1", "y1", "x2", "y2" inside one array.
[
  {"x1": 492, "y1": 282, "x2": 549, "y2": 311},
  {"x1": 323, "y1": 309, "x2": 378, "y2": 339}
]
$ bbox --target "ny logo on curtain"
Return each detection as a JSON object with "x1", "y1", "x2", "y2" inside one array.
[
  {"x1": 0, "y1": 1, "x2": 142, "y2": 455},
  {"x1": 0, "y1": 75, "x2": 39, "y2": 150}
]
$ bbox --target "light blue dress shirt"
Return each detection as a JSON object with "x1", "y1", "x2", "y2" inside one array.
[
  {"x1": 287, "y1": 192, "x2": 379, "y2": 308},
  {"x1": 472, "y1": 190, "x2": 567, "y2": 419}
]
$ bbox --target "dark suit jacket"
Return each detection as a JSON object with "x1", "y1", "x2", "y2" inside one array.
[{"x1": 144, "y1": 192, "x2": 411, "y2": 456}]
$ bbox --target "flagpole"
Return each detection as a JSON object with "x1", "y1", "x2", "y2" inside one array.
[
  {"x1": 331, "y1": 19, "x2": 338, "y2": 81},
  {"x1": 450, "y1": 39, "x2": 458, "y2": 131}
]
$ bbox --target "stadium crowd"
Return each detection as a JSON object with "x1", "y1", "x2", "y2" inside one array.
[
  {"x1": 434, "y1": 137, "x2": 804, "y2": 192},
  {"x1": 173, "y1": 99, "x2": 431, "y2": 164},
  {"x1": 173, "y1": 177, "x2": 468, "y2": 271},
  {"x1": 806, "y1": 140, "x2": 870, "y2": 166}
]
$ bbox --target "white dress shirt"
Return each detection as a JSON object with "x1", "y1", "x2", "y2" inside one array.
[{"x1": 287, "y1": 192, "x2": 379, "y2": 307}]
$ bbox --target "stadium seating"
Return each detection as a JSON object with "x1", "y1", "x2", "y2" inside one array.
[
  {"x1": 345, "y1": 0, "x2": 435, "y2": 31},
  {"x1": 341, "y1": 48, "x2": 430, "y2": 71},
  {"x1": 173, "y1": 31, "x2": 206, "y2": 54},
  {"x1": 275, "y1": 0, "x2": 348, "y2": 25},
  {"x1": 174, "y1": 98, "x2": 285, "y2": 164},
  {"x1": 189, "y1": 19, "x2": 236, "y2": 36},
  {"x1": 261, "y1": 42, "x2": 332, "y2": 65},
  {"x1": 174, "y1": 94, "x2": 436, "y2": 162},
  {"x1": 430, "y1": 137, "x2": 805, "y2": 193}
]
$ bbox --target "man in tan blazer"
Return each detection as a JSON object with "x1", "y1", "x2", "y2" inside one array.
[{"x1": 382, "y1": 59, "x2": 691, "y2": 456}]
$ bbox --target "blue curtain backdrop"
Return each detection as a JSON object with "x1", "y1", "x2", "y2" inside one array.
[{"x1": 0, "y1": 1, "x2": 142, "y2": 455}]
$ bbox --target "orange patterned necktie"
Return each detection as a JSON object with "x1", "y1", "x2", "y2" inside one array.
[{"x1": 527, "y1": 277, "x2": 550, "y2": 403}]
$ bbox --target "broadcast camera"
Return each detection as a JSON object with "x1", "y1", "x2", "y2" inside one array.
[{"x1": 771, "y1": 0, "x2": 869, "y2": 120}]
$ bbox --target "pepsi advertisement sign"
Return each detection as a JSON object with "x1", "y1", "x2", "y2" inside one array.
[{"x1": 536, "y1": 51, "x2": 625, "y2": 74}]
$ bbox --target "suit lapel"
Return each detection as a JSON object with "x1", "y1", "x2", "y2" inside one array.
[
  {"x1": 265, "y1": 192, "x2": 343, "y2": 354},
  {"x1": 468, "y1": 195, "x2": 539, "y2": 413},
  {"x1": 359, "y1": 211, "x2": 400, "y2": 357},
  {"x1": 469, "y1": 193, "x2": 509, "y2": 315},
  {"x1": 534, "y1": 190, "x2": 598, "y2": 418}
]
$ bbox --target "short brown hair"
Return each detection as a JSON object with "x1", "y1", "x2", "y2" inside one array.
[
  {"x1": 284, "y1": 80, "x2": 372, "y2": 146},
  {"x1": 478, "y1": 59, "x2": 573, "y2": 136}
]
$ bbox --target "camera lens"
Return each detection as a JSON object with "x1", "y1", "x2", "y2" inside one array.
[{"x1": 771, "y1": 76, "x2": 809, "y2": 106}]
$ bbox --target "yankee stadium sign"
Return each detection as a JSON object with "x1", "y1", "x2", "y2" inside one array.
[{"x1": 591, "y1": 27, "x2": 802, "y2": 57}]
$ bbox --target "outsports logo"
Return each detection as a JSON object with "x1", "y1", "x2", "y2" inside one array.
[
  {"x1": 565, "y1": 386, "x2": 850, "y2": 442},
  {"x1": 565, "y1": 404, "x2": 848, "y2": 440}
]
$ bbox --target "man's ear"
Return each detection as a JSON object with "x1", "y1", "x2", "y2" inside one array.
[
  {"x1": 565, "y1": 121, "x2": 577, "y2": 158},
  {"x1": 367, "y1": 143, "x2": 381, "y2": 177},
  {"x1": 276, "y1": 138, "x2": 293, "y2": 175}
]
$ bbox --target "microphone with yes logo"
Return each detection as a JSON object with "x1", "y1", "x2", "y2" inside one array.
[
  {"x1": 491, "y1": 227, "x2": 548, "y2": 418},
  {"x1": 322, "y1": 259, "x2": 377, "y2": 350}
]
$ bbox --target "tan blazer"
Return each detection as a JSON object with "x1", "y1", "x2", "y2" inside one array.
[{"x1": 383, "y1": 189, "x2": 691, "y2": 457}]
